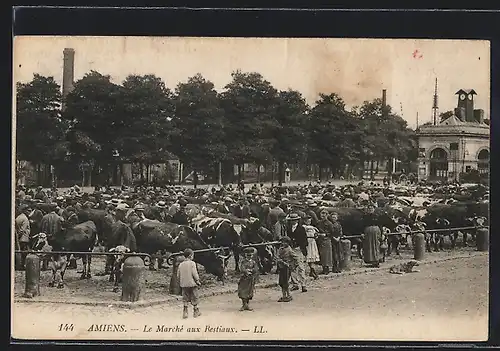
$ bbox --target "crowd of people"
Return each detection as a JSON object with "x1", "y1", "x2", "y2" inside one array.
[{"x1": 14, "y1": 178, "x2": 488, "y2": 317}]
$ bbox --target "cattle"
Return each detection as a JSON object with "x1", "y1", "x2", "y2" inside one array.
[
  {"x1": 33, "y1": 220, "x2": 98, "y2": 287},
  {"x1": 77, "y1": 209, "x2": 115, "y2": 247},
  {"x1": 421, "y1": 202, "x2": 488, "y2": 251},
  {"x1": 191, "y1": 215, "x2": 243, "y2": 272},
  {"x1": 108, "y1": 245, "x2": 130, "y2": 292},
  {"x1": 323, "y1": 207, "x2": 400, "y2": 259},
  {"x1": 58, "y1": 220, "x2": 98, "y2": 279},
  {"x1": 248, "y1": 202, "x2": 270, "y2": 227},
  {"x1": 33, "y1": 233, "x2": 67, "y2": 289},
  {"x1": 389, "y1": 224, "x2": 413, "y2": 255},
  {"x1": 31, "y1": 232, "x2": 54, "y2": 275},
  {"x1": 132, "y1": 219, "x2": 228, "y2": 281},
  {"x1": 142, "y1": 206, "x2": 166, "y2": 222},
  {"x1": 103, "y1": 220, "x2": 138, "y2": 274}
]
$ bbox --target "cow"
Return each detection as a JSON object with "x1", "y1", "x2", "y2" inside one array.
[
  {"x1": 33, "y1": 220, "x2": 98, "y2": 286},
  {"x1": 421, "y1": 202, "x2": 488, "y2": 251},
  {"x1": 248, "y1": 201, "x2": 271, "y2": 227},
  {"x1": 77, "y1": 208, "x2": 115, "y2": 247},
  {"x1": 31, "y1": 232, "x2": 54, "y2": 279},
  {"x1": 191, "y1": 215, "x2": 243, "y2": 272},
  {"x1": 132, "y1": 220, "x2": 228, "y2": 281},
  {"x1": 143, "y1": 206, "x2": 166, "y2": 222},
  {"x1": 103, "y1": 219, "x2": 138, "y2": 275},
  {"x1": 323, "y1": 207, "x2": 401, "y2": 259},
  {"x1": 32, "y1": 233, "x2": 66, "y2": 289},
  {"x1": 132, "y1": 219, "x2": 177, "y2": 270},
  {"x1": 389, "y1": 224, "x2": 413, "y2": 255}
]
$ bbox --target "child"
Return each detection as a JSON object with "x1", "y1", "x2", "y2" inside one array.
[
  {"x1": 276, "y1": 236, "x2": 297, "y2": 302},
  {"x1": 303, "y1": 215, "x2": 320, "y2": 279},
  {"x1": 237, "y1": 247, "x2": 259, "y2": 311},
  {"x1": 177, "y1": 248, "x2": 202, "y2": 319}
]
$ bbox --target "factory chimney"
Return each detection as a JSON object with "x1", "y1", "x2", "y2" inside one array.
[
  {"x1": 62, "y1": 48, "x2": 75, "y2": 108},
  {"x1": 381, "y1": 89, "x2": 388, "y2": 118}
]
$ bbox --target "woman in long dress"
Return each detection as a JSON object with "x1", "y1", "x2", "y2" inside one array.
[
  {"x1": 303, "y1": 216, "x2": 320, "y2": 279},
  {"x1": 316, "y1": 209, "x2": 334, "y2": 274}
]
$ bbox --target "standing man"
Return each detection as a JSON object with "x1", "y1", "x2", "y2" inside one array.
[
  {"x1": 40, "y1": 203, "x2": 65, "y2": 269},
  {"x1": 40, "y1": 203, "x2": 64, "y2": 244},
  {"x1": 15, "y1": 204, "x2": 31, "y2": 269},
  {"x1": 329, "y1": 212, "x2": 344, "y2": 273},
  {"x1": 286, "y1": 213, "x2": 308, "y2": 293}
]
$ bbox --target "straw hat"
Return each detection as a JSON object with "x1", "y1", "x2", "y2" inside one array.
[{"x1": 285, "y1": 213, "x2": 301, "y2": 221}]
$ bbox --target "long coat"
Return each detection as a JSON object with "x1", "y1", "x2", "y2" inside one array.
[{"x1": 237, "y1": 257, "x2": 259, "y2": 300}]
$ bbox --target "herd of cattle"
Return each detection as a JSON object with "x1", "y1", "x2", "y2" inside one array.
[{"x1": 15, "y1": 181, "x2": 489, "y2": 291}]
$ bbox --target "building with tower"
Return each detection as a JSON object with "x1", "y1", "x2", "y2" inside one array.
[{"x1": 416, "y1": 87, "x2": 490, "y2": 182}]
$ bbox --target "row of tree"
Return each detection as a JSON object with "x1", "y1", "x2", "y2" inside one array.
[{"x1": 16, "y1": 70, "x2": 418, "y2": 186}]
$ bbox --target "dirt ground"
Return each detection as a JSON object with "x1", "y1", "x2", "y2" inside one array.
[
  {"x1": 13, "y1": 243, "x2": 481, "y2": 303},
  {"x1": 12, "y1": 253, "x2": 488, "y2": 341}
]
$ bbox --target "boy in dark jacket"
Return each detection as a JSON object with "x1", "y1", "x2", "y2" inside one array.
[{"x1": 276, "y1": 236, "x2": 297, "y2": 302}]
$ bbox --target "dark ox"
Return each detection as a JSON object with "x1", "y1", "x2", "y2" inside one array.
[
  {"x1": 420, "y1": 201, "x2": 489, "y2": 251},
  {"x1": 103, "y1": 220, "x2": 138, "y2": 275},
  {"x1": 194, "y1": 217, "x2": 242, "y2": 275},
  {"x1": 324, "y1": 207, "x2": 401, "y2": 259},
  {"x1": 132, "y1": 219, "x2": 228, "y2": 281},
  {"x1": 77, "y1": 209, "x2": 115, "y2": 247},
  {"x1": 33, "y1": 220, "x2": 98, "y2": 286}
]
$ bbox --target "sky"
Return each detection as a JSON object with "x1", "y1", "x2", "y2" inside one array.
[{"x1": 13, "y1": 36, "x2": 491, "y2": 129}]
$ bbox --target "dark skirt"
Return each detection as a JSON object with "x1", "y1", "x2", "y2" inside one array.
[
  {"x1": 278, "y1": 266, "x2": 291, "y2": 289},
  {"x1": 363, "y1": 226, "x2": 380, "y2": 264},
  {"x1": 238, "y1": 275, "x2": 257, "y2": 300},
  {"x1": 317, "y1": 236, "x2": 333, "y2": 268}
]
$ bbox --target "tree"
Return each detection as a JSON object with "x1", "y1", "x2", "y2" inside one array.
[
  {"x1": 272, "y1": 89, "x2": 309, "y2": 185},
  {"x1": 16, "y1": 74, "x2": 66, "y2": 185},
  {"x1": 220, "y1": 71, "x2": 280, "y2": 182},
  {"x1": 63, "y1": 71, "x2": 123, "y2": 184},
  {"x1": 119, "y1": 74, "x2": 175, "y2": 180},
  {"x1": 171, "y1": 74, "x2": 227, "y2": 188},
  {"x1": 356, "y1": 98, "x2": 416, "y2": 179},
  {"x1": 308, "y1": 93, "x2": 363, "y2": 180}
]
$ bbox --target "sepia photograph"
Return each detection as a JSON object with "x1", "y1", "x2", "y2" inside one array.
[{"x1": 12, "y1": 36, "x2": 490, "y2": 341}]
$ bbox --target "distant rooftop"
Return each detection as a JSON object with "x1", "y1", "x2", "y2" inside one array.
[
  {"x1": 455, "y1": 89, "x2": 477, "y2": 95},
  {"x1": 417, "y1": 116, "x2": 489, "y2": 136}
]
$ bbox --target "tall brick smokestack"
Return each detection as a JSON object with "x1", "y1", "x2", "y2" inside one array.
[
  {"x1": 62, "y1": 48, "x2": 75, "y2": 104},
  {"x1": 382, "y1": 89, "x2": 387, "y2": 117}
]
